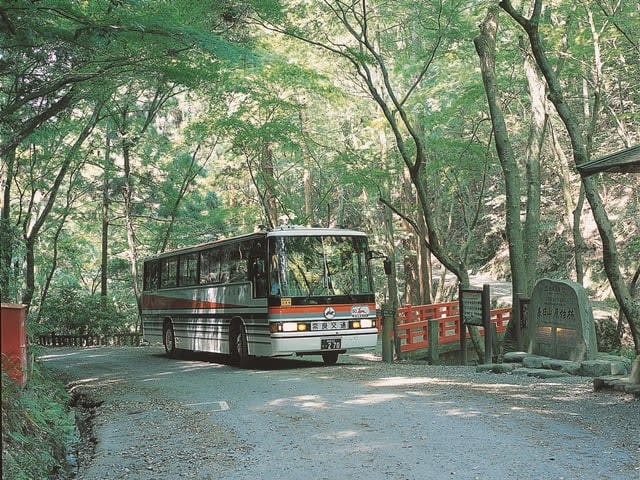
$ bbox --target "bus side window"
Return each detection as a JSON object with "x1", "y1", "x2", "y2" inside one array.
[
  {"x1": 200, "y1": 249, "x2": 220, "y2": 284},
  {"x1": 247, "y1": 240, "x2": 267, "y2": 297},
  {"x1": 220, "y1": 247, "x2": 232, "y2": 283},
  {"x1": 144, "y1": 261, "x2": 159, "y2": 291},
  {"x1": 252, "y1": 258, "x2": 267, "y2": 297},
  {"x1": 160, "y1": 257, "x2": 178, "y2": 288},
  {"x1": 179, "y1": 253, "x2": 198, "y2": 286},
  {"x1": 235, "y1": 242, "x2": 251, "y2": 282},
  {"x1": 230, "y1": 258, "x2": 248, "y2": 282}
]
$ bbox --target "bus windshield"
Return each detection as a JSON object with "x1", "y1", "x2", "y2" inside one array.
[{"x1": 269, "y1": 235, "x2": 372, "y2": 298}]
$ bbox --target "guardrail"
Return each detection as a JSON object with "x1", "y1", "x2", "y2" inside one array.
[
  {"x1": 37, "y1": 333, "x2": 141, "y2": 347},
  {"x1": 394, "y1": 302, "x2": 511, "y2": 353}
]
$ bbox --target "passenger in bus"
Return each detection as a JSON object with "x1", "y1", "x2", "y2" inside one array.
[
  {"x1": 270, "y1": 255, "x2": 281, "y2": 295},
  {"x1": 271, "y1": 279, "x2": 281, "y2": 296}
]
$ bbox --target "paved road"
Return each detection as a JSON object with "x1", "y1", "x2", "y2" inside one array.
[{"x1": 41, "y1": 346, "x2": 638, "y2": 480}]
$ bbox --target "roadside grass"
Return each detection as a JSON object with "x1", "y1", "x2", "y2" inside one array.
[{"x1": 1, "y1": 360, "x2": 75, "y2": 480}]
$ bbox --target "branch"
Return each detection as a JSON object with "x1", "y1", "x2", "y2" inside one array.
[
  {"x1": 595, "y1": 1, "x2": 639, "y2": 52},
  {"x1": 378, "y1": 197, "x2": 433, "y2": 253},
  {"x1": 399, "y1": 0, "x2": 445, "y2": 106},
  {"x1": 25, "y1": 102, "x2": 103, "y2": 241},
  {"x1": 499, "y1": 0, "x2": 532, "y2": 30},
  {"x1": 1, "y1": 89, "x2": 76, "y2": 157}
]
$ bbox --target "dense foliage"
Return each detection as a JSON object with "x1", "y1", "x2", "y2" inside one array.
[
  {"x1": 1, "y1": 364, "x2": 75, "y2": 480},
  {"x1": 1, "y1": 1, "x2": 638, "y2": 348}
]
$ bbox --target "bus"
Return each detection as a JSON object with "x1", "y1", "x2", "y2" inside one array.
[{"x1": 141, "y1": 226, "x2": 378, "y2": 366}]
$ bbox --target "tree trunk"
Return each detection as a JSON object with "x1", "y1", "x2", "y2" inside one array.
[
  {"x1": 36, "y1": 193, "x2": 73, "y2": 324},
  {"x1": 21, "y1": 238, "x2": 36, "y2": 309},
  {"x1": 0, "y1": 147, "x2": 17, "y2": 301},
  {"x1": 382, "y1": 199, "x2": 401, "y2": 359},
  {"x1": 114, "y1": 88, "x2": 177, "y2": 332},
  {"x1": 618, "y1": 267, "x2": 640, "y2": 349},
  {"x1": 474, "y1": 5, "x2": 527, "y2": 351},
  {"x1": 101, "y1": 132, "x2": 111, "y2": 300},
  {"x1": 121, "y1": 136, "x2": 143, "y2": 330},
  {"x1": 19, "y1": 109, "x2": 100, "y2": 310},
  {"x1": 549, "y1": 122, "x2": 586, "y2": 282},
  {"x1": 416, "y1": 206, "x2": 432, "y2": 304},
  {"x1": 521, "y1": 38, "x2": 546, "y2": 292},
  {"x1": 401, "y1": 171, "x2": 420, "y2": 305},
  {"x1": 572, "y1": 186, "x2": 586, "y2": 285},
  {"x1": 403, "y1": 250, "x2": 420, "y2": 305},
  {"x1": 261, "y1": 143, "x2": 278, "y2": 226},
  {"x1": 299, "y1": 110, "x2": 314, "y2": 222},
  {"x1": 582, "y1": 175, "x2": 639, "y2": 350}
]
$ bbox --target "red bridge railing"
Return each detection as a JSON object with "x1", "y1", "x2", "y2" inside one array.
[{"x1": 393, "y1": 302, "x2": 511, "y2": 353}]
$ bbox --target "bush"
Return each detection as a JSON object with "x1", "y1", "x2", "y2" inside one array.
[
  {"x1": 1, "y1": 363, "x2": 75, "y2": 480},
  {"x1": 33, "y1": 285, "x2": 138, "y2": 336}
]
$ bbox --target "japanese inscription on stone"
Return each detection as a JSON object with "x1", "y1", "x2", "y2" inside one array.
[{"x1": 528, "y1": 278, "x2": 597, "y2": 362}]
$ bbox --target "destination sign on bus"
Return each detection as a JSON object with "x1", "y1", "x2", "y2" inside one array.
[{"x1": 312, "y1": 321, "x2": 349, "y2": 331}]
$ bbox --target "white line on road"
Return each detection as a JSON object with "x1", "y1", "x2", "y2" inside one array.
[{"x1": 184, "y1": 401, "x2": 229, "y2": 411}]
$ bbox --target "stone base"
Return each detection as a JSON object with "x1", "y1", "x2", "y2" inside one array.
[
  {"x1": 503, "y1": 351, "x2": 529, "y2": 363},
  {"x1": 541, "y1": 358, "x2": 581, "y2": 375},
  {"x1": 477, "y1": 351, "x2": 631, "y2": 379},
  {"x1": 512, "y1": 367, "x2": 569, "y2": 379},
  {"x1": 593, "y1": 376, "x2": 640, "y2": 398},
  {"x1": 476, "y1": 363, "x2": 516, "y2": 374},
  {"x1": 580, "y1": 359, "x2": 627, "y2": 377}
]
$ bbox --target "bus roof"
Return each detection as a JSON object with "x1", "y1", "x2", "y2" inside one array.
[
  {"x1": 143, "y1": 226, "x2": 368, "y2": 262},
  {"x1": 266, "y1": 225, "x2": 367, "y2": 238}
]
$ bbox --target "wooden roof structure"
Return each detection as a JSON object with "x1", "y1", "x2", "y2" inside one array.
[{"x1": 577, "y1": 144, "x2": 640, "y2": 176}]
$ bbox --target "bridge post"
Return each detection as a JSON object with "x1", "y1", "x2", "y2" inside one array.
[
  {"x1": 482, "y1": 284, "x2": 492, "y2": 364},
  {"x1": 428, "y1": 319, "x2": 439, "y2": 365},
  {"x1": 381, "y1": 303, "x2": 394, "y2": 363}
]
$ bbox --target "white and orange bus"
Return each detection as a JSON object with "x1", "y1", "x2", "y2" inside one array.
[{"x1": 141, "y1": 226, "x2": 378, "y2": 366}]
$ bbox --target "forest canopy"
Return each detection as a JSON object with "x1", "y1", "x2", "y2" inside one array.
[{"x1": 1, "y1": 0, "x2": 638, "y2": 352}]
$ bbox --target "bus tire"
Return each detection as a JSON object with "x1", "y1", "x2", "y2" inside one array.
[
  {"x1": 163, "y1": 322, "x2": 177, "y2": 358},
  {"x1": 230, "y1": 322, "x2": 250, "y2": 368},
  {"x1": 322, "y1": 352, "x2": 339, "y2": 366}
]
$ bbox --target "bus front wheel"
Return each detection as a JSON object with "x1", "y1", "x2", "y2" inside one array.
[
  {"x1": 230, "y1": 323, "x2": 250, "y2": 368},
  {"x1": 163, "y1": 323, "x2": 177, "y2": 358},
  {"x1": 322, "y1": 352, "x2": 339, "y2": 366}
]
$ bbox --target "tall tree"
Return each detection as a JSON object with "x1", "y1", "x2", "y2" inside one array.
[
  {"x1": 258, "y1": 0, "x2": 475, "y2": 284},
  {"x1": 474, "y1": 6, "x2": 527, "y2": 322},
  {"x1": 1, "y1": 0, "x2": 260, "y2": 304},
  {"x1": 18, "y1": 106, "x2": 102, "y2": 308},
  {"x1": 501, "y1": 0, "x2": 639, "y2": 352}
]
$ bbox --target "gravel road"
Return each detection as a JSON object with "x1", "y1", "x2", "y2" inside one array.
[{"x1": 40, "y1": 346, "x2": 639, "y2": 480}]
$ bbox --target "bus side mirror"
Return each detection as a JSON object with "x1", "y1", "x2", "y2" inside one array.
[
  {"x1": 368, "y1": 250, "x2": 385, "y2": 261},
  {"x1": 383, "y1": 259, "x2": 392, "y2": 276},
  {"x1": 368, "y1": 250, "x2": 391, "y2": 275}
]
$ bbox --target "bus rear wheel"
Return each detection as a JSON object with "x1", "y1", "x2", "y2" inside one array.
[
  {"x1": 230, "y1": 323, "x2": 250, "y2": 368},
  {"x1": 322, "y1": 352, "x2": 339, "y2": 366},
  {"x1": 163, "y1": 323, "x2": 177, "y2": 358}
]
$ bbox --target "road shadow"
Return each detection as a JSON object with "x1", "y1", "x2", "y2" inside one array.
[{"x1": 152, "y1": 349, "x2": 344, "y2": 371}]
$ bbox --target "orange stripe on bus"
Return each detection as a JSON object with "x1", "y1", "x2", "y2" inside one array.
[
  {"x1": 142, "y1": 295, "x2": 242, "y2": 309},
  {"x1": 269, "y1": 303, "x2": 375, "y2": 315}
]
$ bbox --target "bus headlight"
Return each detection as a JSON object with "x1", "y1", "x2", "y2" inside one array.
[
  {"x1": 270, "y1": 322, "x2": 309, "y2": 333},
  {"x1": 359, "y1": 319, "x2": 374, "y2": 328}
]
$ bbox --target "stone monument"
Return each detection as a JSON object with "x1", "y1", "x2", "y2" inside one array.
[{"x1": 528, "y1": 278, "x2": 597, "y2": 362}]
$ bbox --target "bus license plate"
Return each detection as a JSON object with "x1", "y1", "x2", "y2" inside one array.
[{"x1": 321, "y1": 338, "x2": 341, "y2": 350}]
